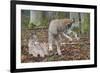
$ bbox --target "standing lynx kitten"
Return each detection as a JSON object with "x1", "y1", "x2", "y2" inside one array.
[{"x1": 48, "y1": 18, "x2": 79, "y2": 55}]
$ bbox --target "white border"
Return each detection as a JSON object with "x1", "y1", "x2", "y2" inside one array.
[{"x1": 16, "y1": 4, "x2": 94, "y2": 69}]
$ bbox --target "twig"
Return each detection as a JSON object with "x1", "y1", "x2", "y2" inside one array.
[{"x1": 61, "y1": 42, "x2": 90, "y2": 45}]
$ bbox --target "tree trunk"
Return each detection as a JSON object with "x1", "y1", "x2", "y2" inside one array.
[
  {"x1": 78, "y1": 13, "x2": 82, "y2": 36},
  {"x1": 30, "y1": 11, "x2": 43, "y2": 26}
]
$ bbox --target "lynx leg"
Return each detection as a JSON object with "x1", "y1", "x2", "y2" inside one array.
[
  {"x1": 48, "y1": 33, "x2": 53, "y2": 51},
  {"x1": 63, "y1": 32, "x2": 72, "y2": 41},
  {"x1": 55, "y1": 40, "x2": 62, "y2": 55}
]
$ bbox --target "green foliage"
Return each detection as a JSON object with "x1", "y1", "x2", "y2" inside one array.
[
  {"x1": 21, "y1": 15, "x2": 30, "y2": 29},
  {"x1": 52, "y1": 12, "x2": 68, "y2": 19},
  {"x1": 40, "y1": 18, "x2": 49, "y2": 26},
  {"x1": 72, "y1": 27, "x2": 80, "y2": 36},
  {"x1": 82, "y1": 14, "x2": 90, "y2": 34},
  {"x1": 28, "y1": 22, "x2": 36, "y2": 29}
]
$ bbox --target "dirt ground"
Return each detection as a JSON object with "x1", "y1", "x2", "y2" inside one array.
[{"x1": 21, "y1": 29, "x2": 90, "y2": 63}]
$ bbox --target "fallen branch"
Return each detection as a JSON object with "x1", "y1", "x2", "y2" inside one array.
[{"x1": 61, "y1": 42, "x2": 90, "y2": 45}]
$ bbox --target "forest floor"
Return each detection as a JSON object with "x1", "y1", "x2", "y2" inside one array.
[{"x1": 21, "y1": 28, "x2": 90, "y2": 63}]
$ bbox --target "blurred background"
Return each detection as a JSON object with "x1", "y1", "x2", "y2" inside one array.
[{"x1": 21, "y1": 10, "x2": 90, "y2": 36}]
